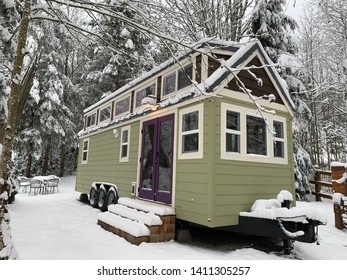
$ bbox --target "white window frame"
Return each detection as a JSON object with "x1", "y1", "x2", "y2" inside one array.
[
  {"x1": 224, "y1": 109, "x2": 242, "y2": 155},
  {"x1": 134, "y1": 81, "x2": 157, "y2": 109},
  {"x1": 114, "y1": 94, "x2": 131, "y2": 118},
  {"x1": 161, "y1": 62, "x2": 194, "y2": 99},
  {"x1": 221, "y1": 102, "x2": 288, "y2": 164},
  {"x1": 273, "y1": 120, "x2": 285, "y2": 159},
  {"x1": 86, "y1": 112, "x2": 96, "y2": 128},
  {"x1": 81, "y1": 138, "x2": 89, "y2": 164},
  {"x1": 98, "y1": 104, "x2": 112, "y2": 124},
  {"x1": 178, "y1": 103, "x2": 203, "y2": 159},
  {"x1": 119, "y1": 125, "x2": 131, "y2": 162}
]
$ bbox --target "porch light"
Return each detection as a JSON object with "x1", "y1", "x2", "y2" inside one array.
[{"x1": 141, "y1": 95, "x2": 159, "y2": 110}]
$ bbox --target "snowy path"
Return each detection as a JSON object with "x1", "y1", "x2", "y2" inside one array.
[{"x1": 8, "y1": 176, "x2": 347, "y2": 260}]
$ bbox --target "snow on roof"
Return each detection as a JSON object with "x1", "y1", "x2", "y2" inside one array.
[
  {"x1": 83, "y1": 39, "x2": 262, "y2": 114},
  {"x1": 330, "y1": 161, "x2": 347, "y2": 168},
  {"x1": 119, "y1": 197, "x2": 175, "y2": 216}
]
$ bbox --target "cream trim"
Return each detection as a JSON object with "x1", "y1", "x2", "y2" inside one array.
[
  {"x1": 81, "y1": 138, "x2": 90, "y2": 164},
  {"x1": 119, "y1": 125, "x2": 131, "y2": 162}
]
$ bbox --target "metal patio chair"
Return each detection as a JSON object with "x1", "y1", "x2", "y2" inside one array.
[
  {"x1": 17, "y1": 176, "x2": 31, "y2": 193},
  {"x1": 46, "y1": 175, "x2": 60, "y2": 193},
  {"x1": 29, "y1": 179, "x2": 43, "y2": 195}
]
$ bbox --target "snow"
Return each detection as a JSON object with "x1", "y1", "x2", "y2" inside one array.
[
  {"x1": 4, "y1": 175, "x2": 346, "y2": 274},
  {"x1": 119, "y1": 197, "x2": 175, "y2": 216}
]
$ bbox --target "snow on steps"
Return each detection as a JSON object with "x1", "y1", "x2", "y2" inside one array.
[{"x1": 97, "y1": 198, "x2": 176, "y2": 245}]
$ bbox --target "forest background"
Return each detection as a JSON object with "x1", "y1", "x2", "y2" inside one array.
[{"x1": 1, "y1": 0, "x2": 347, "y2": 258}]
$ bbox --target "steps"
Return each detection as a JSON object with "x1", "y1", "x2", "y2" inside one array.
[{"x1": 97, "y1": 197, "x2": 176, "y2": 245}]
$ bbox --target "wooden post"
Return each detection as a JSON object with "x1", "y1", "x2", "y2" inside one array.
[
  {"x1": 331, "y1": 163, "x2": 347, "y2": 196},
  {"x1": 314, "y1": 171, "x2": 321, "y2": 202}
]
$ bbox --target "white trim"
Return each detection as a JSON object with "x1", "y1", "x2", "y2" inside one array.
[
  {"x1": 114, "y1": 94, "x2": 131, "y2": 118},
  {"x1": 81, "y1": 138, "x2": 90, "y2": 164},
  {"x1": 161, "y1": 62, "x2": 196, "y2": 100},
  {"x1": 98, "y1": 103, "x2": 112, "y2": 124},
  {"x1": 134, "y1": 81, "x2": 157, "y2": 110},
  {"x1": 85, "y1": 112, "x2": 97, "y2": 128},
  {"x1": 178, "y1": 103, "x2": 204, "y2": 160},
  {"x1": 119, "y1": 125, "x2": 131, "y2": 162},
  {"x1": 221, "y1": 102, "x2": 288, "y2": 164}
]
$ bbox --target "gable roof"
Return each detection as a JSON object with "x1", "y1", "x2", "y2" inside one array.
[{"x1": 84, "y1": 39, "x2": 294, "y2": 115}]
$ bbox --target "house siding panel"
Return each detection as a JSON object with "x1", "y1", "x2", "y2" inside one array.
[{"x1": 76, "y1": 121, "x2": 140, "y2": 196}]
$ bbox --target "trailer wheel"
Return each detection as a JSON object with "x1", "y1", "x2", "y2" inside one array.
[
  {"x1": 89, "y1": 186, "x2": 99, "y2": 208},
  {"x1": 107, "y1": 187, "x2": 119, "y2": 207},
  {"x1": 97, "y1": 185, "x2": 108, "y2": 211}
]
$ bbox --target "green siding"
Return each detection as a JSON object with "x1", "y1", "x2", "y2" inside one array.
[{"x1": 76, "y1": 121, "x2": 140, "y2": 197}]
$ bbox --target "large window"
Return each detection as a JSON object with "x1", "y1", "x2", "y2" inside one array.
[
  {"x1": 99, "y1": 105, "x2": 111, "y2": 123},
  {"x1": 221, "y1": 103, "x2": 287, "y2": 163},
  {"x1": 119, "y1": 126, "x2": 130, "y2": 162},
  {"x1": 163, "y1": 63, "x2": 193, "y2": 97},
  {"x1": 115, "y1": 96, "x2": 130, "y2": 116},
  {"x1": 179, "y1": 103, "x2": 203, "y2": 159},
  {"x1": 246, "y1": 115, "x2": 267, "y2": 156},
  {"x1": 135, "y1": 83, "x2": 156, "y2": 108},
  {"x1": 82, "y1": 138, "x2": 89, "y2": 164}
]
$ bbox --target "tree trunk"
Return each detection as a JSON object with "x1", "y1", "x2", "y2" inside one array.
[
  {"x1": 26, "y1": 142, "x2": 33, "y2": 178},
  {"x1": 42, "y1": 142, "x2": 50, "y2": 175},
  {"x1": 59, "y1": 142, "x2": 66, "y2": 177},
  {"x1": 0, "y1": 0, "x2": 31, "y2": 260}
]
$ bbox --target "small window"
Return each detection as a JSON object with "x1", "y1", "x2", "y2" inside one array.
[
  {"x1": 179, "y1": 103, "x2": 203, "y2": 159},
  {"x1": 163, "y1": 72, "x2": 176, "y2": 96},
  {"x1": 225, "y1": 110, "x2": 241, "y2": 153},
  {"x1": 135, "y1": 83, "x2": 156, "y2": 108},
  {"x1": 99, "y1": 105, "x2": 111, "y2": 123},
  {"x1": 273, "y1": 120, "x2": 285, "y2": 158},
  {"x1": 86, "y1": 113, "x2": 96, "y2": 127},
  {"x1": 120, "y1": 126, "x2": 130, "y2": 162},
  {"x1": 182, "y1": 110, "x2": 199, "y2": 153},
  {"x1": 178, "y1": 64, "x2": 193, "y2": 90},
  {"x1": 246, "y1": 115, "x2": 267, "y2": 156},
  {"x1": 82, "y1": 139, "x2": 89, "y2": 164},
  {"x1": 115, "y1": 96, "x2": 130, "y2": 116}
]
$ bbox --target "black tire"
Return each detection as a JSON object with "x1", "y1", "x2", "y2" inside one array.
[
  {"x1": 98, "y1": 187, "x2": 108, "y2": 211},
  {"x1": 106, "y1": 187, "x2": 119, "y2": 207},
  {"x1": 89, "y1": 186, "x2": 99, "y2": 208}
]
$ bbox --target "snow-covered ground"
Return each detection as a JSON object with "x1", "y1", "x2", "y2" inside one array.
[
  {"x1": 4, "y1": 176, "x2": 346, "y2": 279},
  {"x1": 8, "y1": 176, "x2": 347, "y2": 260}
]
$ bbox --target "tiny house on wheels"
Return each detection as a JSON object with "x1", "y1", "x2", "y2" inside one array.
[{"x1": 76, "y1": 40, "x2": 324, "y2": 253}]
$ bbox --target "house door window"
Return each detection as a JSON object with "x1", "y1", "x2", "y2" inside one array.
[{"x1": 139, "y1": 114, "x2": 174, "y2": 204}]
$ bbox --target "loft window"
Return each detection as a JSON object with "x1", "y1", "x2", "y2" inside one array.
[
  {"x1": 99, "y1": 105, "x2": 111, "y2": 123},
  {"x1": 86, "y1": 113, "x2": 96, "y2": 127},
  {"x1": 163, "y1": 63, "x2": 193, "y2": 97},
  {"x1": 135, "y1": 83, "x2": 156, "y2": 108},
  {"x1": 225, "y1": 110, "x2": 241, "y2": 153},
  {"x1": 115, "y1": 96, "x2": 130, "y2": 116},
  {"x1": 246, "y1": 115, "x2": 267, "y2": 156},
  {"x1": 273, "y1": 120, "x2": 285, "y2": 158}
]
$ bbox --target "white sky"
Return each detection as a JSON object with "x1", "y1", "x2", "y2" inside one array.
[{"x1": 284, "y1": 0, "x2": 305, "y2": 20}]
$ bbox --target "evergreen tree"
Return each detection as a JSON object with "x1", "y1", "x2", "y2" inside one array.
[{"x1": 246, "y1": 0, "x2": 315, "y2": 193}]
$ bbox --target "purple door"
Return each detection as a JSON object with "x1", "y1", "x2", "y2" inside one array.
[{"x1": 139, "y1": 114, "x2": 174, "y2": 204}]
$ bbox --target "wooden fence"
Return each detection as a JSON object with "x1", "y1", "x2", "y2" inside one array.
[{"x1": 310, "y1": 164, "x2": 347, "y2": 201}]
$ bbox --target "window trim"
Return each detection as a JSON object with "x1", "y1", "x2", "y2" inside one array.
[
  {"x1": 119, "y1": 125, "x2": 131, "y2": 162},
  {"x1": 273, "y1": 120, "x2": 285, "y2": 159},
  {"x1": 114, "y1": 94, "x2": 131, "y2": 118},
  {"x1": 81, "y1": 138, "x2": 89, "y2": 164},
  {"x1": 134, "y1": 81, "x2": 157, "y2": 109},
  {"x1": 161, "y1": 62, "x2": 195, "y2": 100},
  {"x1": 86, "y1": 112, "x2": 96, "y2": 128},
  {"x1": 178, "y1": 103, "x2": 203, "y2": 160},
  {"x1": 98, "y1": 104, "x2": 112, "y2": 124},
  {"x1": 221, "y1": 102, "x2": 288, "y2": 164}
]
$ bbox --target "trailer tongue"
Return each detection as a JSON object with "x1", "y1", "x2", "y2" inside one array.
[{"x1": 225, "y1": 191, "x2": 326, "y2": 254}]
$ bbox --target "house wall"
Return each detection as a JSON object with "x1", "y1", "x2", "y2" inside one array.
[
  {"x1": 210, "y1": 96, "x2": 295, "y2": 228},
  {"x1": 76, "y1": 121, "x2": 140, "y2": 197}
]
